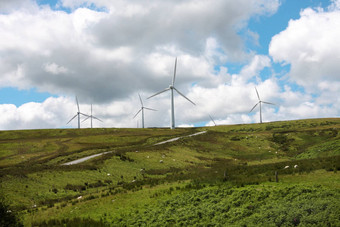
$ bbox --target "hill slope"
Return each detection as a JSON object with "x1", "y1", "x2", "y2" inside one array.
[{"x1": 0, "y1": 118, "x2": 339, "y2": 226}]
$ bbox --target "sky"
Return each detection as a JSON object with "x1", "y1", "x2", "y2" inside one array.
[{"x1": 0, "y1": 0, "x2": 339, "y2": 130}]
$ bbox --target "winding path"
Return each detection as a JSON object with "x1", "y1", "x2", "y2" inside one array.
[
  {"x1": 61, "y1": 131, "x2": 207, "y2": 165},
  {"x1": 61, "y1": 151, "x2": 112, "y2": 166}
]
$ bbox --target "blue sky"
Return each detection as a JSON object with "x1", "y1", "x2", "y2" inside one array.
[{"x1": 0, "y1": 0, "x2": 339, "y2": 129}]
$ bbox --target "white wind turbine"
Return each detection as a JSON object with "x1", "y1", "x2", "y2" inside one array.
[
  {"x1": 249, "y1": 87, "x2": 275, "y2": 123},
  {"x1": 148, "y1": 58, "x2": 196, "y2": 129},
  {"x1": 209, "y1": 114, "x2": 217, "y2": 126},
  {"x1": 67, "y1": 97, "x2": 89, "y2": 129},
  {"x1": 133, "y1": 94, "x2": 157, "y2": 128},
  {"x1": 82, "y1": 104, "x2": 102, "y2": 128}
]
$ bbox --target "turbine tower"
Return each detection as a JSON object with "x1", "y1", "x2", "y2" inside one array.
[
  {"x1": 249, "y1": 87, "x2": 275, "y2": 123},
  {"x1": 67, "y1": 97, "x2": 89, "y2": 129},
  {"x1": 82, "y1": 104, "x2": 102, "y2": 128},
  {"x1": 133, "y1": 93, "x2": 157, "y2": 128},
  {"x1": 148, "y1": 58, "x2": 195, "y2": 129}
]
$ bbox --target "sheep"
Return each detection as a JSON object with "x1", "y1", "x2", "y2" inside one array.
[
  {"x1": 146, "y1": 156, "x2": 150, "y2": 159},
  {"x1": 159, "y1": 160, "x2": 163, "y2": 163},
  {"x1": 107, "y1": 173, "x2": 111, "y2": 176},
  {"x1": 77, "y1": 196, "x2": 82, "y2": 200},
  {"x1": 294, "y1": 164, "x2": 298, "y2": 168},
  {"x1": 284, "y1": 166, "x2": 289, "y2": 169}
]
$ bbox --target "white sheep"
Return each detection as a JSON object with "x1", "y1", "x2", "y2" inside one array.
[
  {"x1": 77, "y1": 196, "x2": 82, "y2": 200},
  {"x1": 294, "y1": 164, "x2": 298, "y2": 168},
  {"x1": 159, "y1": 160, "x2": 163, "y2": 163},
  {"x1": 107, "y1": 173, "x2": 111, "y2": 176},
  {"x1": 284, "y1": 166, "x2": 289, "y2": 169}
]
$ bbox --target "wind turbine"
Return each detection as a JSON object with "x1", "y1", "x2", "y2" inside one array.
[
  {"x1": 249, "y1": 87, "x2": 275, "y2": 123},
  {"x1": 209, "y1": 114, "x2": 217, "y2": 126},
  {"x1": 133, "y1": 94, "x2": 157, "y2": 128},
  {"x1": 148, "y1": 58, "x2": 196, "y2": 129},
  {"x1": 82, "y1": 104, "x2": 103, "y2": 128},
  {"x1": 67, "y1": 97, "x2": 89, "y2": 129}
]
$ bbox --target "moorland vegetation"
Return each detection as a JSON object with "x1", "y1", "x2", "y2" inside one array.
[{"x1": 0, "y1": 118, "x2": 339, "y2": 226}]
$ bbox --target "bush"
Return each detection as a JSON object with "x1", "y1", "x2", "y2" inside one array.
[
  {"x1": 110, "y1": 184, "x2": 340, "y2": 226},
  {"x1": 0, "y1": 201, "x2": 23, "y2": 227}
]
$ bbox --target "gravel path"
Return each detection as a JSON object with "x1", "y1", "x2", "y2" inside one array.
[
  {"x1": 61, "y1": 151, "x2": 112, "y2": 166},
  {"x1": 61, "y1": 131, "x2": 207, "y2": 165},
  {"x1": 154, "y1": 131, "x2": 207, "y2": 145}
]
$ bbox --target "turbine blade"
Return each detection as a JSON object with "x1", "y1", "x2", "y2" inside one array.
[
  {"x1": 76, "y1": 96, "x2": 80, "y2": 112},
  {"x1": 209, "y1": 114, "x2": 217, "y2": 126},
  {"x1": 79, "y1": 113, "x2": 90, "y2": 118},
  {"x1": 67, "y1": 114, "x2": 78, "y2": 124},
  {"x1": 82, "y1": 116, "x2": 90, "y2": 123},
  {"x1": 262, "y1": 101, "x2": 275, "y2": 105},
  {"x1": 92, "y1": 116, "x2": 103, "y2": 122},
  {"x1": 172, "y1": 57, "x2": 177, "y2": 86},
  {"x1": 133, "y1": 109, "x2": 142, "y2": 119},
  {"x1": 249, "y1": 102, "x2": 259, "y2": 113},
  {"x1": 138, "y1": 93, "x2": 143, "y2": 107},
  {"x1": 147, "y1": 88, "x2": 170, "y2": 99},
  {"x1": 144, "y1": 107, "x2": 157, "y2": 111},
  {"x1": 173, "y1": 87, "x2": 196, "y2": 105},
  {"x1": 255, "y1": 87, "x2": 260, "y2": 101}
]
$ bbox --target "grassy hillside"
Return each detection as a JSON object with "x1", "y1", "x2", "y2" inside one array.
[{"x1": 0, "y1": 118, "x2": 339, "y2": 226}]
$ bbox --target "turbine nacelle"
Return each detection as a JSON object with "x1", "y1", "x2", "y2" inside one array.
[
  {"x1": 82, "y1": 104, "x2": 103, "y2": 128},
  {"x1": 134, "y1": 93, "x2": 157, "y2": 128},
  {"x1": 249, "y1": 87, "x2": 276, "y2": 123},
  {"x1": 67, "y1": 96, "x2": 90, "y2": 129},
  {"x1": 148, "y1": 58, "x2": 195, "y2": 129}
]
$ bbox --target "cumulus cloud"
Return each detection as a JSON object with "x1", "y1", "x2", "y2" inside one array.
[
  {"x1": 268, "y1": 1, "x2": 340, "y2": 123},
  {"x1": 0, "y1": 0, "x2": 339, "y2": 130},
  {"x1": 269, "y1": 5, "x2": 340, "y2": 89},
  {"x1": 0, "y1": 0, "x2": 279, "y2": 104},
  {"x1": 0, "y1": 97, "x2": 72, "y2": 129}
]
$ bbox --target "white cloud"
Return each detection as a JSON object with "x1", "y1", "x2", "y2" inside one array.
[
  {"x1": 0, "y1": 0, "x2": 280, "y2": 103},
  {"x1": 43, "y1": 62, "x2": 69, "y2": 75},
  {"x1": 268, "y1": 2, "x2": 340, "y2": 123},
  {"x1": 1, "y1": 0, "x2": 339, "y2": 130},
  {"x1": 0, "y1": 0, "x2": 34, "y2": 13},
  {"x1": 269, "y1": 6, "x2": 340, "y2": 90}
]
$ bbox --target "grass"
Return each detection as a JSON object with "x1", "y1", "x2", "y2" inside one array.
[{"x1": 0, "y1": 118, "x2": 339, "y2": 226}]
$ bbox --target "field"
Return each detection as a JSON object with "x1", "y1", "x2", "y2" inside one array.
[{"x1": 1, "y1": 118, "x2": 339, "y2": 226}]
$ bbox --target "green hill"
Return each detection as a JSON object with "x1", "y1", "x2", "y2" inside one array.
[{"x1": 1, "y1": 118, "x2": 339, "y2": 226}]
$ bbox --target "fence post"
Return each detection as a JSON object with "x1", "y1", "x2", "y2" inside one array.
[{"x1": 275, "y1": 171, "x2": 279, "y2": 182}]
